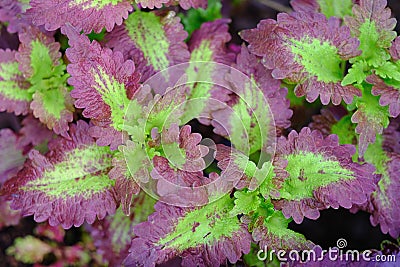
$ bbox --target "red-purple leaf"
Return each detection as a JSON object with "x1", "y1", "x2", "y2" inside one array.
[
  {"x1": 0, "y1": 0, "x2": 30, "y2": 33},
  {"x1": 27, "y1": 0, "x2": 133, "y2": 34},
  {"x1": 241, "y1": 12, "x2": 361, "y2": 105},
  {"x1": 1, "y1": 121, "x2": 117, "y2": 229},
  {"x1": 65, "y1": 24, "x2": 140, "y2": 148},
  {"x1": 269, "y1": 128, "x2": 376, "y2": 224},
  {"x1": 106, "y1": 10, "x2": 190, "y2": 82},
  {"x1": 124, "y1": 196, "x2": 251, "y2": 267},
  {"x1": 367, "y1": 74, "x2": 400, "y2": 118}
]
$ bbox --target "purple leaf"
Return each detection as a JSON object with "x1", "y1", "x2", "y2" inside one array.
[
  {"x1": 65, "y1": 24, "x2": 140, "y2": 148},
  {"x1": 106, "y1": 10, "x2": 190, "y2": 82},
  {"x1": 0, "y1": 121, "x2": 118, "y2": 229},
  {"x1": 0, "y1": 0, "x2": 30, "y2": 33},
  {"x1": 124, "y1": 196, "x2": 252, "y2": 267},
  {"x1": 0, "y1": 129, "x2": 26, "y2": 184},
  {"x1": 367, "y1": 74, "x2": 400, "y2": 118},
  {"x1": 345, "y1": 0, "x2": 397, "y2": 49},
  {"x1": 241, "y1": 11, "x2": 361, "y2": 105},
  {"x1": 269, "y1": 128, "x2": 376, "y2": 224},
  {"x1": 27, "y1": 0, "x2": 133, "y2": 34},
  {"x1": 89, "y1": 193, "x2": 155, "y2": 265}
]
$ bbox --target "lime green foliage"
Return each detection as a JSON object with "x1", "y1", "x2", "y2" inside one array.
[
  {"x1": 29, "y1": 40, "x2": 66, "y2": 84},
  {"x1": 162, "y1": 142, "x2": 187, "y2": 169},
  {"x1": 343, "y1": 19, "x2": 397, "y2": 85},
  {"x1": 123, "y1": 140, "x2": 154, "y2": 181},
  {"x1": 357, "y1": 20, "x2": 391, "y2": 67},
  {"x1": 39, "y1": 88, "x2": 66, "y2": 120},
  {"x1": 125, "y1": 11, "x2": 169, "y2": 72},
  {"x1": 363, "y1": 135, "x2": 391, "y2": 206},
  {"x1": 0, "y1": 61, "x2": 32, "y2": 101},
  {"x1": 331, "y1": 113, "x2": 359, "y2": 161},
  {"x1": 28, "y1": 39, "x2": 71, "y2": 120},
  {"x1": 317, "y1": 0, "x2": 353, "y2": 18},
  {"x1": 157, "y1": 196, "x2": 241, "y2": 251},
  {"x1": 280, "y1": 152, "x2": 354, "y2": 200},
  {"x1": 234, "y1": 153, "x2": 272, "y2": 189},
  {"x1": 353, "y1": 89, "x2": 390, "y2": 146},
  {"x1": 243, "y1": 243, "x2": 280, "y2": 267},
  {"x1": 6, "y1": 236, "x2": 52, "y2": 264},
  {"x1": 229, "y1": 190, "x2": 261, "y2": 216},
  {"x1": 20, "y1": 0, "x2": 31, "y2": 12},
  {"x1": 364, "y1": 135, "x2": 389, "y2": 178},
  {"x1": 180, "y1": 41, "x2": 214, "y2": 124},
  {"x1": 230, "y1": 80, "x2": 270, "y2": 155},
  {"x1": 145, "y1": 96, "x2": 184, "y2": 133},
  {"x1": 374, "y1": 61, "x2": 400, "y2": 81},
  {"x1": 331, "y1": 114, "x2": 357, "y2": 145},
  {"x1": 69, "y1": 0, "x2": 122, "y2": 10},
  {"x1": 87, "y1": 28, "x2": 106, "y2": 42},
  {"x1": 24, "y1": 145, "x2": 115, "y2": 198},
  {"x1": 92, "y1": 67, "x2": 130, "y2": 130},
  {"x1": 180, "y1": 0, "x2": 222, "y2": 36},
  {"x1": 263, "y1": 211, "x2": 310, "y2": 247},
  {"x1": 110, "y1": 208, "x2": 132, "y2": 252},
  {"x1": 342, "y1": 60, "x2": 368, "y2": 85},
  {"x1": 289, "y1": 38, "x2": 343, "y2": 83}
]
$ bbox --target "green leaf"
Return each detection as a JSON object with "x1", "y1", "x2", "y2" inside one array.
[
  {"x1": 375, "y1": 61, "x2": 400, "y2": 81},
  {"x1": 252, "y1": 210, "x2": 314, "y2": 251},
  {"x1": 330, "y1": 114, "x2": 357, "y2": 145},
  {"x1": 229, "y1": 189, "x2": 261, "y2": 217},
  {"x1": 125, "y1": 10, "x2": 170, "y2": 72},
  {"x1": 29, "y1": 40, "x2": 66, "y2": 85},
  {"x1": 317, "y1": 0, "x2": 353, "y2": 18},
  {"x1": 263, "y1": 211, "x2": 311, "y2": 247},
  {"x1": 180, "y1": 0, "x2": 222, "y2": 36},
  {"x1": 157, "y1": 195, "x2": 241, "y2": 251},
  {"x1": 279, "y1": 151, "x2": 355, "y2": 200},
  {"x1": 6, "y1": 236, "x2": 52, "y2": 264},
  {"x1": 289, "y1": 37, "x2": 343, "y2": 83},
  {"x1": 352, "y1": 87, "x2": 390, "y2": 156},
  {"x1": 0, "y1": 60, "x2": 32, "y2": 102},
  {"x1": 357, "y1": 20, "x2": 390, "y2": 67},
  {"x1": 342, "y1": 60, "x2": 368, "y2": 85},
  {"x1": 24, "y1": 145, "x2": 115, "y2": 198}
]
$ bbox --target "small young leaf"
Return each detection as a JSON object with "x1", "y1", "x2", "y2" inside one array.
[
  {"x1": 16, "y1": 26, "x2": 74, "y2": 136},
  {"x1": 342, "y1": 60, "x2": 368, "y2": 85}
]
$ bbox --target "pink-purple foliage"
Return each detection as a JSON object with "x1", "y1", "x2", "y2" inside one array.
[{"x1": 0, "y1": 0, "x2": 400, "y2": 265}]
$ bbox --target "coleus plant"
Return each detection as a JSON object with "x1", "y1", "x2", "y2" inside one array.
[{"x1": 0, "y1": 0, "x2": 399, "y2": 266}]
